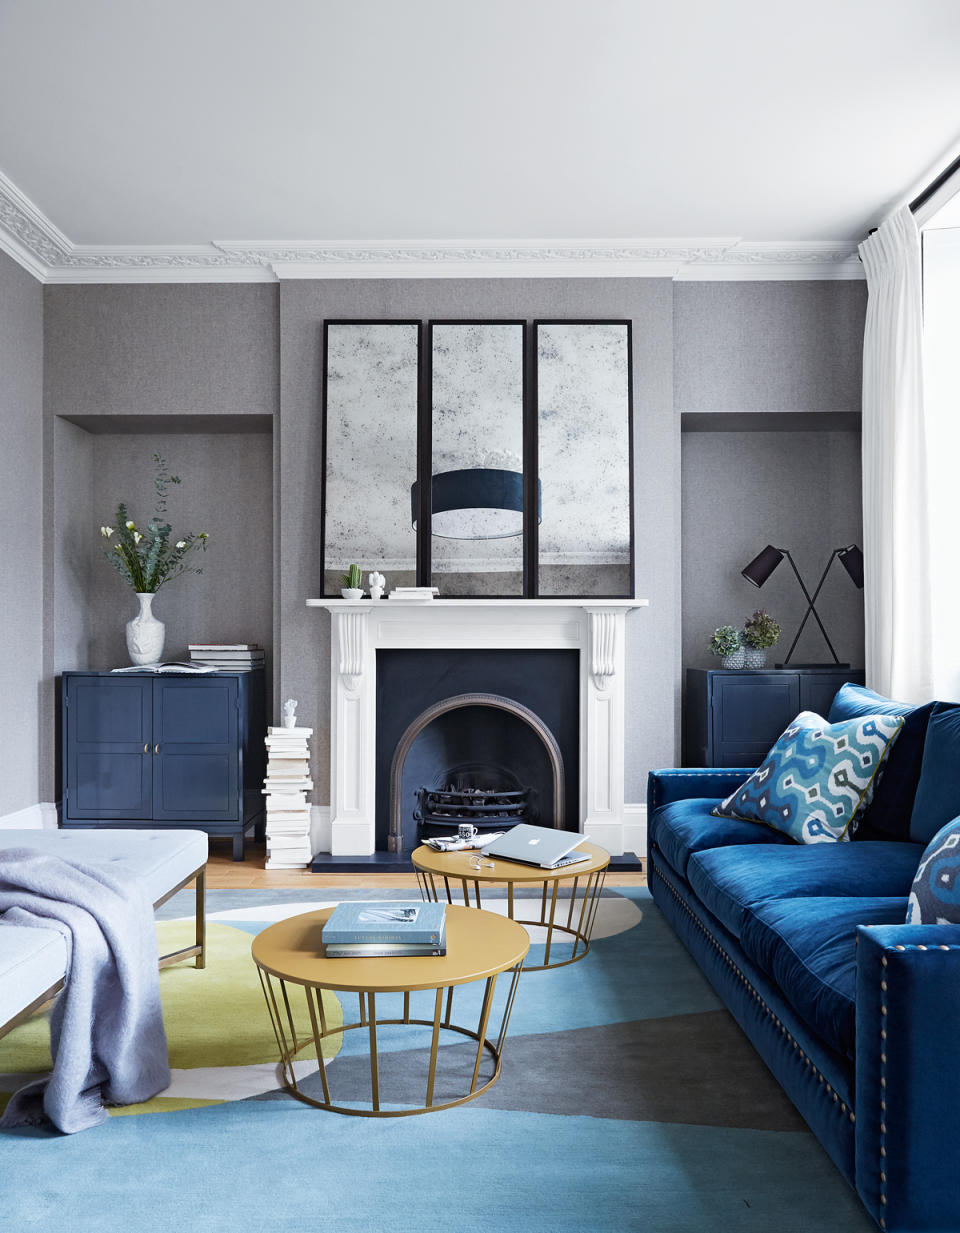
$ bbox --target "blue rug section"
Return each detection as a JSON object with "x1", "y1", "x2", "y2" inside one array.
[
  {"x1": 1, "y1": 1101, "x2": 872, "y2": 1233},
  {"x1": 3, "y1": 886, "x2": 876, "y2": 1232}
]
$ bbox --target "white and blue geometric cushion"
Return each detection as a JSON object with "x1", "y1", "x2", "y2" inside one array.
[
  {"x1": 711, "y1": 710, "x2": 904, "y2": 844},
  {"x1": 907, "y1": 818, "x2": 960, "y2": 923}
]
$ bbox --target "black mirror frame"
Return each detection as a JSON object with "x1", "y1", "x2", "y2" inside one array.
[{"x1": 321, "y1": 317, "x2": 635, "y2": 599}]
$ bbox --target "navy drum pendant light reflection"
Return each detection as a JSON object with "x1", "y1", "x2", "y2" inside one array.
[
  {"x1": 741, "y1": 543, "x2": 864, "y2": 668},
  {"x1": 411, "y1": 469, "x2": 542, "y2": 540}
]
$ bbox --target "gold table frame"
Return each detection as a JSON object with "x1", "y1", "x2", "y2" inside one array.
[
  {"x1": 412, "y1": 841, "x2": 610, "y2": 971},
  {"x1": 252, "y1": 905, "x2": 528, "y2": 1117}
]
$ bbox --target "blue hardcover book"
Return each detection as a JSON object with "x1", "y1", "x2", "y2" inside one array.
[{"x1": 321, "y1": 901, "x2": 446, "y2": 946}]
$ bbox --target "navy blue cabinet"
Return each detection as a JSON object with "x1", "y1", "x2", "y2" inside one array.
[
  {"x1": 683, "y1": 667, "x2": 865, "y2": 767},
  {"x1": 61, "y1": 671, "x2": 266, "y2": 859}
]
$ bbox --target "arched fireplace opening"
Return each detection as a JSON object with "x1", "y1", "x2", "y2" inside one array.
[{"x1": 389, "y1": 693, "x2": 565, "y2": 852}]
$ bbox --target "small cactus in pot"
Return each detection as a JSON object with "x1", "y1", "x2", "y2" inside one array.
[{"x1": 340, "y1": 563, "x2": 364, "y2": 599}]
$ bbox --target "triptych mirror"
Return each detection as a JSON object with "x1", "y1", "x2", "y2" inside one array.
[{"x1": 322, "y1": 319, "x2": 633, "y2": 598}]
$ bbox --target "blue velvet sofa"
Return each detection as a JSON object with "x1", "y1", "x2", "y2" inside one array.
[{"x1": 647, "y1": 684, "x2": 960, "y2": 1233}]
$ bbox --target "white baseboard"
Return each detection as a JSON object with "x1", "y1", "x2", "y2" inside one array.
[
  {"x1": 309, "y1": 805, "x2": 331, "y2": 856},
  {"x1": 0, "y1": 802, "x2": 58, "y2": 830},
  {"x1": 622, "y1": 803, "x2": 647, "y2": 858}
]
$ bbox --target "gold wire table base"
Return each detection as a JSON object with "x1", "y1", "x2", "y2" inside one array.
[
  {"x1": 256, "y1": 964, "x2": 523, "y2": 1117},
  {"x1": 415, "y1": 863, "x2": 608, "y2": 971}
]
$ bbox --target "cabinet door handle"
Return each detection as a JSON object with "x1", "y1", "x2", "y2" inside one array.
[
  {"x1": 154, "y1": 743, "x2": 160, "y2": 755},
  {"x1": 144, "y1": 743, "x2": 149, "y2": 753}
]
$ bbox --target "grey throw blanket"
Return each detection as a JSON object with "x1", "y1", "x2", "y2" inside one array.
[{"x1": 0, "y1": 848, "x2": 170, "y2": 1133}]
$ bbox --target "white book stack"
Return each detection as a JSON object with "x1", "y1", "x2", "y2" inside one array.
[{"x1": 263, "y1": 725, "x2": 314, "y2": 869}]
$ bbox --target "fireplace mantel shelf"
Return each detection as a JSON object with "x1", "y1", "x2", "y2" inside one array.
[
  {"x1": 307, "y1": 598, "x2": 648, "y2": 609},
  {"x1": 309, "y1": 595, "x2": 649, "y2": 858}
]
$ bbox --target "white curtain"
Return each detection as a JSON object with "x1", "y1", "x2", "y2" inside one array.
[
  {"x1": 920, "y1": 225, "x2": 960, "y2": 701},
  {"x1": 859, "y1": 206, "x2": 933, "y2": 703}
]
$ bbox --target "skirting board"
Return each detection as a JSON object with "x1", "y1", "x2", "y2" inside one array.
[{"x1": 0, "y1": 802, "x2": 58, "y2": 830}]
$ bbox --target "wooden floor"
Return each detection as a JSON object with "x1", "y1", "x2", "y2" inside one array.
[{"x1": 207, "y1": 840, "x2": 647, "y2": 890}]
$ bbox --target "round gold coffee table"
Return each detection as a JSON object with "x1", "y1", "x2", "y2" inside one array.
[
  {"x1": 251, "y1": 905, "x2": 528, "y2": 1116},
  {"x1": 412, "y1": 841, "x2": 610, "y2": 970}
]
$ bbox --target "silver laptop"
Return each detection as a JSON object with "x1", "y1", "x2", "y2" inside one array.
[{"x1": 480, "y1": 824, "x2": 590, "y2": 869}]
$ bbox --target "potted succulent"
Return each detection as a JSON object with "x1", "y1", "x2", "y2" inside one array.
[
  {"x1": 341, "y1": 563, "x2": 365, "y2": 600},
  {"x1": 709, "y1": 624, "x2": 744, "y2": 669},
  {"x1": 742, "y1": 609, "x2": 781, "y2": 668}
]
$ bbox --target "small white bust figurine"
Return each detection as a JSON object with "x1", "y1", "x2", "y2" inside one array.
[
  {"x1": 368, "y1": 571, "x2": 386, "y2": 601},
  {"x1": 282, "y1": 698, "x2": 298, "y2": 728}
]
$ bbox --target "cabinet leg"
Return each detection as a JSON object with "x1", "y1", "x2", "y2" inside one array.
[{"x1": 232, "y1": 832, "x2": 245, "y2": 861}]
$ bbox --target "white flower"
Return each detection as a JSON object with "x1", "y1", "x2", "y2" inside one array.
[
  {"x1": 133, "y1": 531, "x2": 143, "y2": 544},
  {"x1": 100, "y1": 525, "x2": 113, "y2": 537},
  {"x1": 125, "y1": 520, "x2": 135, "y2": 530},
  {"x1": 176, "y1": 540, "x2": 186, "y2": 549}
]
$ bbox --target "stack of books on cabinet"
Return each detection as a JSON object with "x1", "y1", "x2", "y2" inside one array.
[
  {"x1": 188, "y1": 643, "x2": 265, "y2": 671},
  {"x1": 320, "y1": 902, "x2": 447, "y2": 957},
  {"x1": 263, "y1": 725, "x2": 313, "y2": 869}
]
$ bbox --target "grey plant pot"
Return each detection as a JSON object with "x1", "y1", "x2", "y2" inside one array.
[
  {"x1": 721, "y1": 647, "x2": 745, "y2": 669},
  {"x1": 743, "y1": 646, "x2": 767, "y2": 669}
]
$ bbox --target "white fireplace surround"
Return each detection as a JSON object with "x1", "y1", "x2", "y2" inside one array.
[{"x1": 306, "y1": 598, "x2": 647, "y2": 856}]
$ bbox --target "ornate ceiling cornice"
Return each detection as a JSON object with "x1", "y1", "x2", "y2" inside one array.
[{"x1": 0, "y1": 172, "x2": 863, "y2": 284}]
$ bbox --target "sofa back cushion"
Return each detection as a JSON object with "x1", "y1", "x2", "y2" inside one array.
[
  {"x1": 828, "y1": 683, "x2": 936, "y2": 842},
  {"x1": 711, "y1": 709, "x2": 904, "y2": 844},
  {"x1": 907, "y1": 817, "x2": 960, "y2": 922},
  {"x1": 909, "y1": 705, "x2": 960, "y2": 844}
]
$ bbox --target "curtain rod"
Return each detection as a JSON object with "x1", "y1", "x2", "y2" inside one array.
[{"x1": 910, "y1": 150, "x2": 960, "y2": 215}]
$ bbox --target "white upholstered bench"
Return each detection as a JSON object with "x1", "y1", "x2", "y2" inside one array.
[{"x1": 0, "y1": 828, "x2": 207, "y2": 1041}]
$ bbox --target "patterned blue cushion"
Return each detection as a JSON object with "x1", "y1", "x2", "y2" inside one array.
[
  {"x1": 712, "y1": 710, "x2": 905, "y2": 844},
  {"x1": 907, "y1": 817, "x2": 960, "y2": 923}
]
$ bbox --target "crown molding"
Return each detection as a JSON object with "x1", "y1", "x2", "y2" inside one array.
[{"x1": 0, "y1": 172, "x2": 863, "y2": 284}]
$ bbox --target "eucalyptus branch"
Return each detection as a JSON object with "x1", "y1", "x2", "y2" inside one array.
[{"x1": 100, "y1": 455, "x2": 208, "y2": 594}]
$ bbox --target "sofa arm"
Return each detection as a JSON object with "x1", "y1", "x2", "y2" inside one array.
[
  {"x1": 647, "y1": 768, "x2": 754, "y2": 812},
  {"x1": 855, "y1": 923, "x2": 960, "y2": 1232}
]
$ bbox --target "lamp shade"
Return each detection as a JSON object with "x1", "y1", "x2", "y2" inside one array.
[
  {"x1": 742, "y1": 544, "x2": 784, "y2": 588},
  {"x1": 837, "y1": 544, "x2": 864, "y2": 589},
  {"x1": 411, "y1": 468, "x2": 541, "y2": 540}
]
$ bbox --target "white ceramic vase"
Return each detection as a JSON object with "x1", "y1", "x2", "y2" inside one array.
[
  {"x1": 341, "y1": 588, "x2": 364, "y2": 600},
  {"x1": 126, "y1": 592, "x2": 165, "y2": 665}
]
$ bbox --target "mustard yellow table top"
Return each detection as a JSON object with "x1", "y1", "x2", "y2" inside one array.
[
  {"x1": 411, "y1": 840, "x2": 610, "y2": 883},
  {"x1": 251, "y1": 904, "x2": 529, "y2": 994}
]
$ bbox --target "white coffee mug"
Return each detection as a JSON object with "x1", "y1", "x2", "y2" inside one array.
[{"x1": 458, "y1": 823, "x2": 478, "y2": 842}]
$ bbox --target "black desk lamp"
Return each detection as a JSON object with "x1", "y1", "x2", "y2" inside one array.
[{"x1": 741, "y1": 544, "x2": 864, "y2": 668}]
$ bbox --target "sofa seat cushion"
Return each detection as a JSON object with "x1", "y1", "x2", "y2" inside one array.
[
  {"x1": 650, "y1": 798, "x2": 793, "y2": 880},
  {"x1": 0, "y1": 924, "x2": 68, "y2": 1026},
  {"x1": 740, "y1": 896, "x2": 906, "y2": 1058},
  {"x1": 687, "y1": 841, "x2": 924, "y2": 939},
  {"x1": 0, "y1": 830, "x2": 207, "y2": 908}
]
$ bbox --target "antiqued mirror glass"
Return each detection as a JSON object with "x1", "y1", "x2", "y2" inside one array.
[
  {"x1": 536, "y1": 322, "x2": 633, "y2": 596},
  {"x1": 426, "y1": 321, "x2": 526, "y2": 596},
  {"x1": 322, "y1": 321, "x2": 420, "y2": 595}
]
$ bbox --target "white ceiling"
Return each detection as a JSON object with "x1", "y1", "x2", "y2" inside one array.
[{"x1": 1, "y1": 0, "x2": 959, "y2": 272}]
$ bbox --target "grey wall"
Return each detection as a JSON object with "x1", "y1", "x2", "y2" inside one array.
[
  {"x1": 682, "y1": 430, "x2": 864, "y2": 670},
  {"x1": 53, "y1": 431, "x2": 273, "y2": 666},
  {"x1": 36, "y1": 274, "x2": 866, "y2": 816},
  {"x1": 278, "y1": 278, "x2": 677, "y2": 804},
  {"x1": 675, "y1": 281, "x2": 867, "y2": 413},
  {"x1": 42, "y1": 284, "x2": 279, "y2": 798},
  {"x1": 0, "y1": 250, "x2": 43, "y2": 814},
  {"x1": 675, "y1": 282, "x2": 867, "y2": 691}
]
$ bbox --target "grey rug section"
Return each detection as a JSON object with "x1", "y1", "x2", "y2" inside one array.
[{"x1": 249, "y1": 1010, "x2": 805, "y2": 1131}]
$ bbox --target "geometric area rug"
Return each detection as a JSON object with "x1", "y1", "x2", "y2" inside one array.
[{"x1": 0, "y1": 888, "x2": 874, "y2": 1233}]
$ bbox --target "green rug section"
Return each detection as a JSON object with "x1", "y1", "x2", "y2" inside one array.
[{"x1": 0, "y1": 920, "x2": 343, "y2": 1116}]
